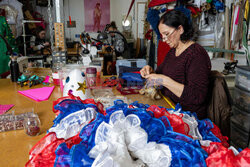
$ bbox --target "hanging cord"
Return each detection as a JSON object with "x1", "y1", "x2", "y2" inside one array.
[
  {"x1": 68, "y1": 0, "x2": 71, "y2": 41},
  {"x1": 124, "y1": 0, "x2": 135, "y2": 21},
  {"x1": 47, "y1": 0, "x2": 54, "y2": 52}
]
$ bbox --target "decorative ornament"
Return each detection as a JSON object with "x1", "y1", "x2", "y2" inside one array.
[{"x1": 76, "y1": 81, "x2": 87, "y2": 94}]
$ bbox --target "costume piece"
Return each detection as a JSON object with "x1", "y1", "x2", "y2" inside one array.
[
  {"x1": 89, "y1": 111, "x2": 172, "y2": 167},
  {"x1": 148, "y1": 0, "x2": 176, "y2": 8},
  {"x1": 48, "y1": 107, "x2": 96, "y2": 139},
  {"x1": 203, "y1": 142, "x2": 250, "y2": 167},
  {"x1": 0, "y1": 16, "x2": 18, "y2": 74},
  {"x1": 63, "y1": 69, "x2": 91, "y2": 100},
  {"x1": 157, "y1": 41, "x2": 171, "y2": 66},
  {"x1": 26, "y1": 95, "x2": 250, "y2": 167},
  {"x1": 156, "y1": 43, "x2": 211, "y2": 119},
  {"x1": 0, "y1": 0, "x2": 23, "y2": 37},
  {"x1": 26, "y1": 132, "x2": 82, "y2": 167},
  {"x1": 53, "y1": 94, "x2": 105, "y2": 116}
]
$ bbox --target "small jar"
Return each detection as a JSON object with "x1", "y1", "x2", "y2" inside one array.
[
  {"x1": 52, "y1": 52, "x2": 64, "y2": 86},
  {"x1": 24, "y1": 116, "x2": 41, "y2": 136},
  {"x1": 86, "y1": 67, "x2": 97, "y2": 87}
]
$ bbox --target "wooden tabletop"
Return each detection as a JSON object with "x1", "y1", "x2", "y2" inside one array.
[{"x1": 0, "y1": 79, "x2": 172, "y2": 167}]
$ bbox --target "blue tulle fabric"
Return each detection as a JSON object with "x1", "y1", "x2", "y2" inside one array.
[
  {"x1": 54, "y1": 143, "x2": 71, "y2": 167},
  {"x1": 53, "y1": 100, "x2": 222, "y2": 167},
  {"x1": 197, "y1": 119, "x2": 221, "y2": 143},
  {"x1": 52, "y1": 100, "x2": 98, "y2": 128},
  {"x1": 213, "y1": 0, "x2": 224, "y2": 12},
  {"x1": 70, "y1": 144, "x2": 94, "y2": 167},
  {"x1": 167, "y1": 103, "x2": 221, "y2": 143},
  {"x1": 121, "y1": 72, "x2": 145, "y2": 82},
  {"x1": 159, "y1": 137, "x2": 207, "y2": 167},
  {"x1": 129, "y1": 101, "x2": 150, "y2": 109}
]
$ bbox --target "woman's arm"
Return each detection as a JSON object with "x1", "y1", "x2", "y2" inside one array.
[
  {"x1": 145, "y1": 74, "x2": 184, "y2": 98},
  {"x1": 30, "y1": 36, "x2": 44, "y2": 51}
]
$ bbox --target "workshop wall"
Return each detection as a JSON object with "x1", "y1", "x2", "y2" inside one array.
[{"x1": 63, "y1": 0, "x2": 147, "y2": 41}]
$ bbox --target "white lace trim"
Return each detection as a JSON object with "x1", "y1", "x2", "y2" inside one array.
[
  {"x1": 49, "y1": 108, "x2": 96, "y2": 139},
  {"x1": 89, "y1": 110, "x2": 172, "y2": 167}
]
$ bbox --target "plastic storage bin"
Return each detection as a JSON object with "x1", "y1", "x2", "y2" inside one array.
[
  {"x1": 235, "y1": 66, "x2": 250, "y2": 92},
  {"x1": 230, "y1": 122, "x2": 250, "y2": 149},
  {"x1": 234, "y1": 86, "x2": 250, "y2": 112},
  {"x1": 0, "y1": 112, "x2": 37, "y2": 132},
  {"x1": 116, "y1": 59, "x2": 147, "y2": 74},
  {"x1": 231, "y1": 106, "x2": 250, "y2": 132}
]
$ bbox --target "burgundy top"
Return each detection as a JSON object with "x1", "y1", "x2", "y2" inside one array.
[{"x1": 156, "y1": 43, "x2": 211, "y2": 119}]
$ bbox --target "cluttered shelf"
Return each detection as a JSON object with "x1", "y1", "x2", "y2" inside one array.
[{"x1": 0, "y1": 77, "x2": 173, "y2": 167}]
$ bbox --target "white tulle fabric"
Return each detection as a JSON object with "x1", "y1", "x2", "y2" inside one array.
[
  {"x1": 89, "y1": 110, "x2": 172, "y2": 167},
  {"x1": 167, "y1": 108, "x2": 202, "y2": 140},
  {"x1": 49, "y1": 108, "x2": 96, "y2": 139}
]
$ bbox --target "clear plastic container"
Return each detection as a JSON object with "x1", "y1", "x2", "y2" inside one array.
[
  {"x1": 92, "y1": 87, "x2": 114, "y2": 98},
  {"x1": 0, "y1": 111, "x2": 15, "y2": 132},
  {"x1": 0, "y1": 111, "x2": 36, "y2": 132},
  {"x1": 24, "y1": 113, "x2": 41, "y2": 136},
  {"x1": 231, "y1": 106, "x2": 250, "y2": 132},
  {"x1": 235, "y1": 66, "x2": 250, "y2": 92},
  {"x1": 230, "y1": 122, "x2": 250, "y2": 149},
  {"x1": 116, "y1": 59, "x2": 146, "y2": 74},
  {"x1": 234, "y1": 86, "x2": 250, "y2": 112}
]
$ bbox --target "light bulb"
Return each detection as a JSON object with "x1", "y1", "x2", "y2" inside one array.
[{"x1": 122, "y1": 20, "x2": 131, "y2": 27}]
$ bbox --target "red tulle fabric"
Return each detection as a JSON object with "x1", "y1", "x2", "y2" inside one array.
[
  {"x1": 26, "y1": 132, "x2": 82, "y2": 167},
  {"x1": 26, "y1": 133, "x2": 64, "y2": 167},
  {"x1": 147, "y1": 105, "x2": 190, "y2": 137},
  {"x1": 210, "y1": 123, "x2": 229, "y2": 148},
  {"x1": 148, "y1": 0, "x2": 176, "y2": 8},
  {"x1": 203, "y1": 142, "x2": 250, "y2": 167},
  {"x1": 186, "y1": 5, "x2": 201, "y2": 15},
  {"x1": 157, "y1": 41, "x2": 171, "y2": 66},
  {"x1": 53, "y1": 93, "x2": 106, "y2": 116}
]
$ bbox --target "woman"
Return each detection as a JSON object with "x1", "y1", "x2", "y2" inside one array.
[
  {"x1": 140, "y1": 10, "x2": 211, "y2": 119},
  {"x1": 30, "y1": 26, "x2": 50, "y2": 52},
  {"x1": 106, "y1": 21, "x2": 119, "y2": 45}
]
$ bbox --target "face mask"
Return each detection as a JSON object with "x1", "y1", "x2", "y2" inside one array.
[{"x1": 63, "y1": 69, "x2": 91, "y2": 100}]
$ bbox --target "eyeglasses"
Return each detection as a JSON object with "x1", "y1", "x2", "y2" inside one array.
[{"x1": 160, "y1": 29, "x2": 176, "y2": 42}]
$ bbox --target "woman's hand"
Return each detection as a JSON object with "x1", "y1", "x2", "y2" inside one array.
[
  {"x1": 144, "y1": 74, "x2": 166, "y2": 87},
  {"x1": 44, "y1": 42, "x2": 50, "y2": 47},
  {"x1": 140, "y1": 65, "x2": 154, "y2": 78},
  {"x1": 146, "y1": 74, "x2": 184, "y2": 98}
]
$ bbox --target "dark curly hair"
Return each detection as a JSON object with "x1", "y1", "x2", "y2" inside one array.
[
  {"x1": 34, "y1": 26, "x2": 45, "y2": 37},
  {"x1": 159, "y1": 10, "x2": 194, "y2": 42}
]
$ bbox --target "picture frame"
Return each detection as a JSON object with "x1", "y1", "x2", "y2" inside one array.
[{"x1": 84, "y1": 0, "x2": 110, "y2": 32}]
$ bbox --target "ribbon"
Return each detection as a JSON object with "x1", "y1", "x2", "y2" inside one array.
[{"x1": 124, "y1": 0, "x2": 135, "y2": 21}]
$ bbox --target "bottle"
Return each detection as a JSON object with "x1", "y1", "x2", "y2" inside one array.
[
  {"x1": 52, "y1": 56, "x2": 62, "y2": 86},
  {"x1": 52, "y1": 48, "x2": 64, "y2": 85},
  {"x1": 86, "y1": 67, "x2": 97, "y2": 87},
  {"x1": 10, "y1": 56, "x2": 19, "y2": 82}
]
